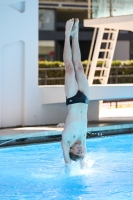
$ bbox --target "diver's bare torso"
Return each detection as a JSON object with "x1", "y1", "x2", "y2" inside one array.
[{"x1": 62, "y1": 103, "x2": 88, "y2": 148}]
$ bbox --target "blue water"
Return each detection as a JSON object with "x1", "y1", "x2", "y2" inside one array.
[{"x1": 0, "y1": 134, "x2": 133, "y2": 200}]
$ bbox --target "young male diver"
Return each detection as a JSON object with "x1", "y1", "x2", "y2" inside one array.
[{"x1": 61, "y1": 18, "x2": 89, "y2": 167}]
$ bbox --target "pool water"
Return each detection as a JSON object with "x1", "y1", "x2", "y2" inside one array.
[{"x1": 0, "y1": 134, "x2": 133, "y2": 200}]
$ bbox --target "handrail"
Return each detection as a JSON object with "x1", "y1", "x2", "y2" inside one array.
[{"x1": 39, "y1": 67, "x2": 65, "y2": 70}]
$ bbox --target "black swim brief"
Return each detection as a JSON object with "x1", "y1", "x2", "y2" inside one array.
[{"x1": 66, "y1": 90, "x2": 89, "y2": 106}]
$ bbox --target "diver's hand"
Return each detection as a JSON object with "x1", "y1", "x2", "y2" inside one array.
[
  {"x1": 80, "y1": 159, "x2": 86, "y2": 169},
  {"x1": 65, "y1": 163, "x2": 71, "y2": 175}
]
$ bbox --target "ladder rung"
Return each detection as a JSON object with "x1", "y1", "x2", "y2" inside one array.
[
  {"x1": 97, "y1": 58, "x2": 110, "y2": 61},
  {"x1": 102, "y1": 39, "x2": 114, "y2": 43},
  {"x1": 99, "y1": 49, "x2": 112, "y2": 52},
  {"x1": 95, "y1": 67, "x2": 108, "y2": 70},
  {"x1": 104, "y1": 30, "x2": 117, "y2": 33},
  {"x1": 93, "y1": 76, "x2": 106, "y2": 80}
]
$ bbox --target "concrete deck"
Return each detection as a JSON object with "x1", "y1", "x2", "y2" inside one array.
[{"x1": 0, "y1": 118, "x2": 133, "y2": 147}]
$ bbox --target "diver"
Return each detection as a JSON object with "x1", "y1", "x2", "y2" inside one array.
[{"x1": 61, "y1": 18, "x2": 89, "y2": 168}]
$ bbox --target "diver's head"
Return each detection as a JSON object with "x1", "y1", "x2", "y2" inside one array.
[{"x1": 69, "y1": 141, "x2": 84, "y2": 161}]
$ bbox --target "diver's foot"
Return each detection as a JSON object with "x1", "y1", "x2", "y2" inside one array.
[
  {"x1": 65, "y1": 18, "x2": 74, "y2": 37},
  {"x1": 70, "y1": 18, "x2": 79, "y2": 37}
]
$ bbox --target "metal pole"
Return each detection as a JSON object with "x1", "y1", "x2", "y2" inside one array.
[
  {"x1": 88, "y1": 0, "x2": 91, "y2": 19},
  {"x1": 110, "y1": 0, "x2": 113, "y2": 17},
  {"x1": 115, "y1": 67, "x2": 118, "y2": 83},
  {"x1": 44, "y1": 70, "x2": 47, "y2": 85}
]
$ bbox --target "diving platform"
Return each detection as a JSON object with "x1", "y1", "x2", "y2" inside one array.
[
  {"x1": 84, "y1": 14, "x2": 133, "y2": 31},
  {"x1": 41, "y1": 85, "x2": 133, "y2": 104}
]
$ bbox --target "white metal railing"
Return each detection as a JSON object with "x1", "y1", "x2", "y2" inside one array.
[{"x1": 86, "y1": 28, "x2": 119, "y2": 84}]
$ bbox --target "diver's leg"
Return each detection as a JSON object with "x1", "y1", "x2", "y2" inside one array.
[
  {"x1": 64, "y1": 18, "x2": 78, "y2": 98},
  {"x1": 71, "y1": 18, "x2": 89, "y2": 98}
]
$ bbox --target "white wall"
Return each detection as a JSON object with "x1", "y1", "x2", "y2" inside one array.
[
  {"x1": 113, "y1": 41, "x2": 130, "y2": 60},
  {"x1": 0, "y1": 0, "x2": 41, "y2": 128},
  {"x1": 1, "y1": 41, "x2": 24, "y2": 127},
  {"x1": 0, "y1": 0, "x2": 70, "y2": 128},
  {"x1": 0, "y1": 0, "x2": 65, "y2": 128}
]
